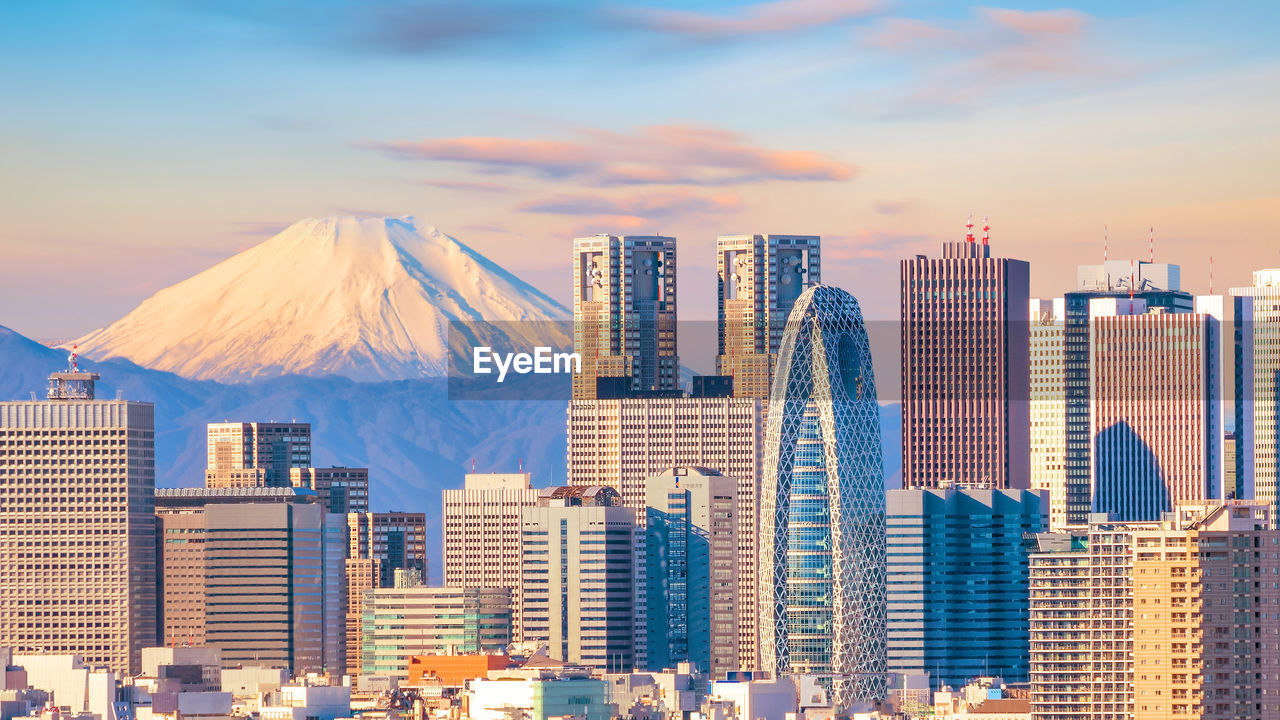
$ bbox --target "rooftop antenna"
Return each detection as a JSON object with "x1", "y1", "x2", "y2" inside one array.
[
  {"x1": 965, "y1": 214, "x2": 975, "y2": 244},
  {"x1": 1209, "y1": 256, "x2": 1214, "y2": 295},
  {"x1": 1149, "y1": 226, "x2": 1155, "y2": 263},
  {"x1": 69, "y1": 344, "x2": 78, "y2": 372},
  {"x1": 471, "y1": 458, "x2": 476, "y2": 474},
  {"x1": 1129, "y1": 259, "x2": 1136, "y2": 313},
  {"x1": 982, "y1": 215, "x2": 990, "y2": 246},
  {"x1": 1103, "y1": 225, "x2": 1108, "y2": 262},
  {"x1": 518, "y1": 458, "x2": 523, "y2": 473}
]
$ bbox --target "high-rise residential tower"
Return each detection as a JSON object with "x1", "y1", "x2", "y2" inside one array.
[
  {"x1": 205, "y1": 421, "x2": 311, "y2": 487},
  {"x1": 520, "y1": 486, "x2": 639, "y2": 672},
  {"x1": 572, "y1": 234, "x2": 678, "y2": 399},
  {"x1": 290, "y1": 466, "x2": 369, "y2": 514},
  {"x1": 900, "y1": 223, "x2": 1030, "y2": 490},
  {"x1": 760, "y1": 285, "x2": 886, "y2": 708},
  {"x1": 1232, "y1": 268, "x2": 1280, "y2": 505},
  {"x1": 716, "y1": 234, "x2": 821, "y2": 403},
  {"x1": 349, "y1": 511, "x2": 429, "y2": 588},
  {"x1": 644, "y1": 467, "x2": 739, "y2": 678},
  {"x1": 1061, "y1": 259, "x2": 1192, "y2": 523},
  {"x1": 0, "y1": 367, "x2": 157, "y2": 675},
  {"x1": 1089, "y1": 296, "x2": 1223, "y2": 520},
  {"x1": 1030, "y1": 503, "x2": 1280, "y2": 720},
  {"x1": 885, "y1": 488, "x2": 1047, "y2": 687}
]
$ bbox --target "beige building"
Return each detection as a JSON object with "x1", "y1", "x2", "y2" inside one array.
[
  {"x1": 290, "y1": 466, "x2": 369, "y2": 514},
  {"x1": 359, "y1": 585, "x2": 511, "y2": 681},
  {"x1": 0, "y1": 369, "x2": 156, "y2": 675},
  {"x1": 567, "y1": 396, "x2": 762, "y2": 670},
  {"x1": 521, "y1": 487, "x2": 638, "y2": 671},
  {"x1": 715, "y1": 234, "x2": 821, "y2": 404},
  {"x1": 1030, "y1": 503, "x2": 1280, "y2": 720},
  {"x1": 205, "y1": 421, "x2": 311, "y2": 488},
  {"x1": 572, "y1": 234, "x2": 678, "y2": 399},
  {"x1": 344, "y1": 557, "x2": 380, "y2": 677},
  {"x1": 1029, "y1": 298, "x2": 1068, "y2": 529},
  {"x1": 900, "y1": 231, "x2": 1031, "y2": 490},
  {"x1": 441, "y1": 472, "x2": 538, "y2": 634},
  {"x1": 1230, "y1": 269, "x2": 1280, "y2": 504}
]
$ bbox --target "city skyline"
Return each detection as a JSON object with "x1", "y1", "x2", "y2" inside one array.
[{"x1": 2, "y1": 1, "x2": 1279, "y2": 340}]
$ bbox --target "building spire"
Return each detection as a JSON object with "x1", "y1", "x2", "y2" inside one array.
[
  {"x1": 982, "y1": 215, "x2": 990, "y2": 246},
  {"x1": 1149, "y1": 226, "x2": 1155, "y2": 263},
  {"x1": 1103, "y1": 225, "x2": 1108, "y2": 262},
  {"x1": 965, "y1": 214, "x2": 975, "y2": 244}
]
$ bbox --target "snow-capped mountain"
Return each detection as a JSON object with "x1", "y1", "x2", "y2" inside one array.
[{"x1": 73, "y1": 216, "x2": 568, "y2": 382}]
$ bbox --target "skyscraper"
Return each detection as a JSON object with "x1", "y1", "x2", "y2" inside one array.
[
  {"x1": 0, "y1": 367, "x2": 157, "y2": 675},
  {"x1": 1061, "y1": 259, "x2": 1192, "y2": 524},
  {"x1": 349, "y1": 511, "x2": 429, "y2": 588},
  {"x1": 1232, "y1": 268, "x2": 1280, "y2": 505},
  {"x1": 520, "y1": 486, "x2": 639, "y2": 672},
  {"x1": 1029, "y1": 298, "x2": 1068, "y2": 529},
  {"x1": 644, "y1": 467, "x2": 739, "y2": 678},
  {"x1": 1089, "y1": 296, "x2": 1223, "y2": 520},
  {"x1": 885, "y1": 488, "x2": 1047, "y2": 687},
  {"x1": 566, "y1": 395, "x2": 761, "y2": 669},
  {"x1": 900, "y1": 223, "x2": 1030, "y2": 490},
  {"x1": 716, "y1": 234, "x2": 821, "y2": 403},
  {"x1": 360, "y1": 586, "x2": 511, "y2": 681},
  {"x1": 442, "y1": 472, "x2": 539, "y2": 636},
  {"x1": 572, "y1": 234, "x2": 678, "y2": 399},
  {"x1": 1030, "y1": 503, "x2": 1280, "y2": 720},
  {"x1": 205, "y1": 421, "x2": 311, "y2": 488},
  {"x1": 290, "y1": 466, "x2": 369, "y2": 514},
  {"x1": 760, "y1": 285, "x2": 886, "y2": 708}
]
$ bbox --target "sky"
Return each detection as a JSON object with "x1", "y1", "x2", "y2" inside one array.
[{"x1": 2, "y1": 0, "x2": 1278, "y2": 342}]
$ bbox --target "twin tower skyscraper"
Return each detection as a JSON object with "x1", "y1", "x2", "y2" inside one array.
[{"x1": 568, "y1": 234, "x2": 887, "y2": 708}]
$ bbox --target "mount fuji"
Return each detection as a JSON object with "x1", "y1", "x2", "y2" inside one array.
[{"x1": 72, "y1": 215, "x2": 568, "y2": 382}]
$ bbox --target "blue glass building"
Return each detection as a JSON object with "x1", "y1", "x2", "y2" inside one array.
[
  {"x1": 759, "y1": 285, "x2": 886, "y2": 709},
  {"x1": 885, "y1": 488, "x2": 1047, "y2": 688}
]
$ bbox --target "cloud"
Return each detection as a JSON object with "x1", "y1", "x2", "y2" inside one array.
[
  {"x1": 363, "y1": 124, "x2": 854, "y2": 186},
  {"x1": 823, "y1": 229, "x2": 936, "y2": 260},
  {"x1": 610, "y1": 0, "x2": 884, "y2": 39},
  {"x1": 872, "y1": 199, "x2": 916, "y2": 215},
  {"x1": 861, "y1": 6, "x2": 1111, "y2": 114},
  {"x1": 422, "y1": 180, "x2": 512, "y2": 192},
  {"x1": 518, "y1": 189, "x2": 742, "y2": 219}
]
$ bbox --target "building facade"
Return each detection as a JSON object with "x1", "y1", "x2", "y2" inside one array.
[
  {"x1": 520, "y1": 488, "x2": 639, "y2": 672},
  {"x1": 900, "y1": 230, "x2": 1030, "y2": 490},
  {"x1": 566, "y1": 395, "x2": 762, "y2": 670},
  {"x1": 885, "y1": 488, "x2": 1047, "y2": 687},
  {"x1": 572, "y1": 234, "x2": 678, "y2": 399},
  {"x1": 359, "y1": 586, "x2": 511, "y2": 682},
  {"x1": 290, "y1": 467, "x2": 369, "y2": 514},
  {"x1": 644, "y1": 467, "x2": 739, "y2": 678},
  {"x1": 349, "y1": 511, "x2": 429, "y2": 589},
  {"x1": 1232, "y1": 268, "x2": 1280, "y2": 506},
  {"x1": 1089, "y1": 296, "x2": 1223, "y2": 520},
  {"x1": 0, "y1": 370, "x2": 156, "y2": 675},
  {"x1": 1061, "y1": 260, "x2": 1193, "y2": 524},
  {"x1": 715, "y1": 234, "x2": 821, "y2": 404},
  {"x1": 205, "y1": 421, "x2": 311, "y2": 488},
  {"x1": 759, "y1": 285, "x2": 886, "y2": 708},
  {"x1": 1029, "y1": 298, "x2": 1068, "y2": 529}
]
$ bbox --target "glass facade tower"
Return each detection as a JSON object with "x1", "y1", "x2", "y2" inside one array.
[{"x1": 760, "y1": 285, "x2": 886, "y2": 709}]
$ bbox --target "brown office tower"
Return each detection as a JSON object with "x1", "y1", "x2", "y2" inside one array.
[
  {"x1": 0, "y1": 367, "x2": 156, "y2": 675},
  {"x1": 349, "y1": 511, "x2": 429, "y2": 588},
  {"x1": 567, "y1": 396, "x2": 762, "y2": 671},
  {"x1": 290, "y1": 466, "x2": 370, "y2": 514},
  {"x1": 716, "y1": 234, "x2": 820, "y2": 403},
  {"x1": 205, "y1": 421, "x2": 311, "y2": 487},
  {"x1": 900, "y1": 220, "x2": 1030, "y2": 489},
  {"x1": 344, "y1": 557, "x2": 380, "y2": 677},
  {"x1": 572, "y1": 235, "x2": 678, "y2": 399},
  {"x1": 155, "y1": 487, "x2": 344, "y2": 674}
]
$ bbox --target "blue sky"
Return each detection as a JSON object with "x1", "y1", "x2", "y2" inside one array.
[{"x1": 2, "y1": 0, "x2": 1278, "y2": 339}]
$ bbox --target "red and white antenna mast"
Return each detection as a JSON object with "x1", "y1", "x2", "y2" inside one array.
[
  {"x1": 965, "y1": 214, "x2": 975, "y2": 244},
  {"x1": 70, "y1": 344, "x2": 78, "y2": 372},
  {"x1": 1103, "y1": 225, "x2": 1108, "y2": 262},
  {"x1": 982, "y1": 215, "x2": 990, "y2": 246},
  {"x1": 1209, "y1": 256, "x2": 1214, "y2": 295},
  {"x1": 1149, "y1": 226, "x2": 1155, "y2": 263}
]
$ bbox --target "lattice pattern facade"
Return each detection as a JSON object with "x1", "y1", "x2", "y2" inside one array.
[{"x1": 759, "y1": 285, "x2": 886, "y2": 708}]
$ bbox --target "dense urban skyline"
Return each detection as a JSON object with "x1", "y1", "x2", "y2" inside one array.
[{"x1": 2, "y1": 1, "x2": 1279, "y2": 340}]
